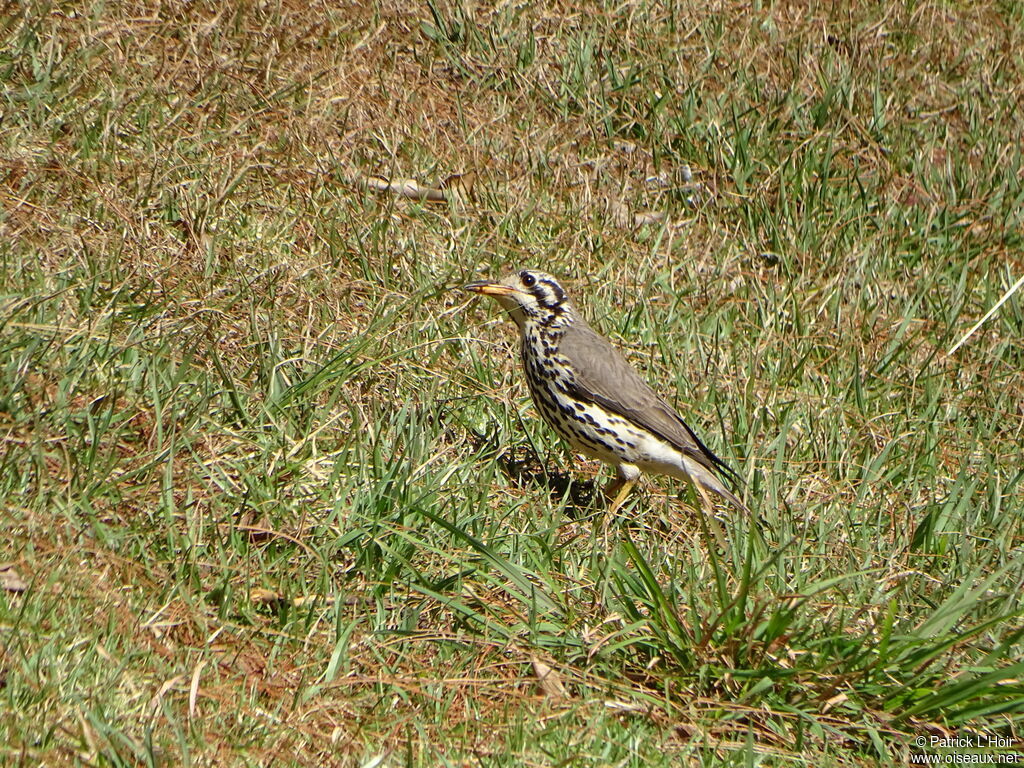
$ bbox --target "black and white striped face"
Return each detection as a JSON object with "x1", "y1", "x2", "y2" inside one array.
[{"x1": 463, "y1": 270, "x2": 572, "y2": 330}]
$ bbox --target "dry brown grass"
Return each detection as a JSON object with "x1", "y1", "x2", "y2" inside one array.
[{"x1": 2, "y1": 0, "x2": 1023, "y2": 765}]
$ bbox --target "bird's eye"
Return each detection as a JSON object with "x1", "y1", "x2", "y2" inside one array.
[{"x1": 520, "y1": 272, "x2": 536, "y2": 288}]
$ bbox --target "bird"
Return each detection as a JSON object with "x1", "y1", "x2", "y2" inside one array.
[{"x1": 462, "y1": 269, "x2": 747, "y2": 514}]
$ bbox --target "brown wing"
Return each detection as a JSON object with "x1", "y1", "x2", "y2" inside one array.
[{"x1": 559, "y1": 318, "x2": 739, "y2": 484}]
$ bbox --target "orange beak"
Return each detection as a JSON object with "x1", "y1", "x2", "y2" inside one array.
[{"x1": 462, "y1": 281, "x2": 517, "y2": 296}]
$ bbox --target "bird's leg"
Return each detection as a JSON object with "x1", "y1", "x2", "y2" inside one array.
[
  {"x1": 694, "y1": 483, "x2": 728, "y2": 552},
  {"x1": 603, "y1": 464, "x2": 640, "y2": 516},
  {"x1": 694, "y1": 482, "x2": 713, "y2": 510},
  {"x1": 594, "y1": 466, "x2": 636, "y2": 555},
  {"x1": 606, "y1": 478, "x2": 636, "y2": 516}
]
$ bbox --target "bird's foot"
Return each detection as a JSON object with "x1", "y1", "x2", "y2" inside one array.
[{"x1": 603, "y1": 477, "x2": 636, "y2": 516}]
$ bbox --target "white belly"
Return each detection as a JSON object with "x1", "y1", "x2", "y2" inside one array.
[{"x1": 530, "y1": 382, "x2": 689, "y2": 477}]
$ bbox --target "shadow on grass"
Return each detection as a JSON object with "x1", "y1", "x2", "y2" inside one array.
[
  {"x1": 460, "y1": 419, "x2": 599, "y2": 517},
  {"x1": 495, "y1": 445, "x2": 599, "y2": 518}
]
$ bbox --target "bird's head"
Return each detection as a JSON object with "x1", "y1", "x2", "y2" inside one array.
[{"x1": 463, "y1": 269, "x2": 573, "y2": 330}]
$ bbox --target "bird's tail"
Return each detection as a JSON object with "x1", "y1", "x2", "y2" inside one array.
[
  {"x1": 712, "y1": 484, "x2": 749, "y2": 513},
  {"x1": 683, "y1": 455, "x2": 749, "y2": 512}
]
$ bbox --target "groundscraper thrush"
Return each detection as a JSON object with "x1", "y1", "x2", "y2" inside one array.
[{"x1": 463, "y1": 270, "x2": 747, "y2": 513}]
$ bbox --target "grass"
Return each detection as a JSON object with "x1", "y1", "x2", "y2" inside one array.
[{"x1": 1, "y1": 0, "x2": 1023, "y2": 765}]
